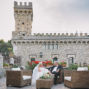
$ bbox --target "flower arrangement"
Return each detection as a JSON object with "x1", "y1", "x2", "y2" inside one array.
[{"x1": 40, "y1": 73, "x2": 52, "y2": 79}]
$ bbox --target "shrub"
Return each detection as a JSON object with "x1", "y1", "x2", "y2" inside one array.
[
  {"x1": 25, "y1": 61, "x2": 37, "y2": 70},
  {"x1": 13, "y1": 64, "x2": 18, "y2": 68},
  {"x1": 68, "y1": 63, "x2": 78, "y2": 70},
  {"x1": 3, "y1": 63, "x2": 9, "y2": 67},
  {"x1": 88, "y1": 66, "x2": 89, "y2": 70}
]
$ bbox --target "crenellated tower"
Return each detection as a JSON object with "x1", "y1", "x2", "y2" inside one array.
[{"x1": 14, "y1": 1, "x2": 33, "y2": 35}]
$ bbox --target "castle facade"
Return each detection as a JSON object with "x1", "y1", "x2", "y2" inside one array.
[{"x1": 12, "y1": 1, "x2": 89, "y2": 66}]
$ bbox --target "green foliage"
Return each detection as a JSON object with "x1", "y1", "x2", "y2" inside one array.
[
  {"x1": 59, "y1": 61, "x2": 66, "y2": 65},
  {"x1": 0, "y1": 39, "x2": 13, "y2": 57},
  {"x1": 25, "y1": 61, "x2": 37, "y2": 70},
  {"x1": 68, "y1": 64, "x2": 78, "y2": 70},
  {"x1": 13, "y1": 64, "x2": 18, "y2": 68},
  {"x1": 3, "y1": 63, "x2": 9, "y2": 67},
  {"x1": 88, "y1": 66, "x2": 89, "y2": 70}
]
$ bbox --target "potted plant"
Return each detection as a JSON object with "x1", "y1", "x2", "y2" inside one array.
[
  {"x1": 45, "y1": 61, "x2": 53, "y2": 67},
  {"x1": 3, "y1": 63, "x2": 10, "y2": 68},
  {"x1": 59, "y1": 61, "x2": 67, "y2": 67},
  {"x1": 25, "y1": 61, "x2": 38, "y2": 71}
]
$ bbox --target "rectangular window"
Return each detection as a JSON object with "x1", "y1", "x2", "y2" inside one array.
[
  {"x1": 52, "y1": 44, "x2": 54, "y2": 49},
  {"x1": 31, "y1": 58, "x2": 35, "y2": 61},
  {"x1": 48, "y1": 43, "x2": 50, "y2": 49},
  {"x1": 40, "y1": 52, "x2": 43, "y2": 58}
]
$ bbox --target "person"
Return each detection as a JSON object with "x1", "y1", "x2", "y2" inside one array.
[
  {"x1": 31, "y1": 62, "x2": 51, "y2": 86},
  {"x1": 50, "y1": 61, "x2": 62, "y2": 84},
  {"x1": 10, "y1": 57, "x2": 14, "y2": 67}
]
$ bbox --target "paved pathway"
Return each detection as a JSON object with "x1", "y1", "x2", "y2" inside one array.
[
  {"x1": 0, "y1": 77, "x2": 6, "y2": 89},
  {"x1": 7, "y1": 84, "x2": 69, "y2": 89},
  {"x1": 0, "y1": 77, "x2": 69, "y2": 89}
]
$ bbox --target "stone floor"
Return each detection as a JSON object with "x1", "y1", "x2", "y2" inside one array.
[
  {"x1": 0, "y1": 77, "x2": 6, "y2": 89},
  {"x1": 7, "y1": 84, "x2": 69, "y2": 89},
  {"x1": 0, "y1": 77, "x2": 69, "y2": 89}
]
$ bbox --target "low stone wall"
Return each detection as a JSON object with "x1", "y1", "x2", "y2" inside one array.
[
  {"x1": 0, "y1": 68, "x2": 5, "y2": 78},
  {"x1": 0, "y1": 54, "x2": 3, "y2": 69}
]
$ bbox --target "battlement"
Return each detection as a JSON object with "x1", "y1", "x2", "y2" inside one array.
[
  {"x1": 33, "y1": 33, "x2": 89, "y2": 37},
  {"x1": 14, "y1": 1, "x2": 32, "y2": 9}
]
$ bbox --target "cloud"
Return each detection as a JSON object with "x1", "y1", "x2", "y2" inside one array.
[{"x1": 32, "y1": 0, "x2": 89, "y2": 33}]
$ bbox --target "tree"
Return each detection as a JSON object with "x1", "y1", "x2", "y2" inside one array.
[{"x1": 0, "y1": 39, "x2": 13, "y2": 58}]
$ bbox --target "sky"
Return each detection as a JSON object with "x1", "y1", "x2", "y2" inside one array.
[{"x1": 0, "y1": 0, "x2": 89, "y2": 41}]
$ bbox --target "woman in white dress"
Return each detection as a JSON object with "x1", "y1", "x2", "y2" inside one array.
[{"x1": 31, "y1": 62, "x2": 50, "y2": 85}]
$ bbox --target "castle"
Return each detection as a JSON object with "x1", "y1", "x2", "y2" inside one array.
[{"x1": 12, "y1": 1, "x2": 89, "y2": 66}]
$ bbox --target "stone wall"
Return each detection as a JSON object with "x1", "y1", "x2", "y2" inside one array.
[{"x1": 12, "y1": 41, "x2": 89, "y2": 66}]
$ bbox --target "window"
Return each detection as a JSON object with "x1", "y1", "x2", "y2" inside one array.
[
  {"x1": 53, "y1": 57, "x2": 58, "y2": 62},
  {"x1": 56, "y1": 44, "x2": 58, "y2": 49},
  {"x1": 22, "y1": 34, "x2": 25, "y2": 36},
  {"x1": 54, "y1": 44, "x2": 58, "y2": 49},
  {"x1": 52, "y1": 44, "x2": 54, "y2": 49},
  {"x1": 44, "y1": 43, "x2": 46, "y2": 50},
  {"x1": 40, "y1": 52, "x2": 43, "y2": 58},
  {"x1": 22, "y1": 22, "x2": 24, "y2": 25},
  {"x1": 31, "y1": 57, "x2": 35, "y2": 61},
  {"x1": 48, "y1": 43, "x2": 50, "y2": 49}
]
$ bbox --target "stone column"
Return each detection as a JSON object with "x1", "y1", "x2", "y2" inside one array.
[
  {"x1": 0, "y1": 54, "x2": 3, "y2": 69},
  {"x1": 0, "y1": 54, "x2": 4, "y2": 79}
]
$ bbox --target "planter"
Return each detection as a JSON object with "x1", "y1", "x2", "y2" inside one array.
[{"x1": 62, "y1": 64, "x2": 66, "y2": 67}]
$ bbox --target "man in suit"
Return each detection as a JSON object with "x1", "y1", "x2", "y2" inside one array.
[{"x1": 50, "y1": 61, "x2": 62, "y2": 84}]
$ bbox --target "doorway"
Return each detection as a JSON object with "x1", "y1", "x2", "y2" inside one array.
[
  {"x1": 68, "y1": 57, "x2": 74, "y2": 65},
  {"x1": 67, "y1": 54, "x2": 75, "y2": 66}
]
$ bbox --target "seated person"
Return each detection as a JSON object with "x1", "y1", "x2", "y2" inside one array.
[
  {"x1": 49, "y1": 61, "x2": 62, "y2": 84},
  {"x1": 31, "y1": 62, "x2": 51, "y2": 86}
]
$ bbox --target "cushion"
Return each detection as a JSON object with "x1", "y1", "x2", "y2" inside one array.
[
  {"x1": 23, "y1": 75, "x2": 31, "y2": 80},
  {"x1": 64, "y1": 76, "x2": 71, "y2": 81},
  {"x1": 77, "y1": 67, "x2": 88, "y2": 71},
  {"x1": 12, "y1": 67, "x2": 21, "y2": 71}
]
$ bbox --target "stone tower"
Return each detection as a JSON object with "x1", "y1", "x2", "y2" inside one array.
[{"x1": 14, "y1": 1, "x2": 33, "y2": 35}]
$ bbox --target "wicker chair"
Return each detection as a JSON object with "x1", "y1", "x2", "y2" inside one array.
[
  {"x1": 56, "y1": 69, "x2": 64, "y2": 83},
  {"x1": 64, "y1": 70, "x2": 89, "y2": 88},
  {"x1": 6, "y1": 70, "x2": 32, "y2": 87}
]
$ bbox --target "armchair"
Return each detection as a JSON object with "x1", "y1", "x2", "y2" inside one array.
[
  {"x1": 6, "y1": 70, "x2": 32, "y2": 87},
  {"x1": 64, "y1": 69, "x2": 89, "y2": 88}
]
